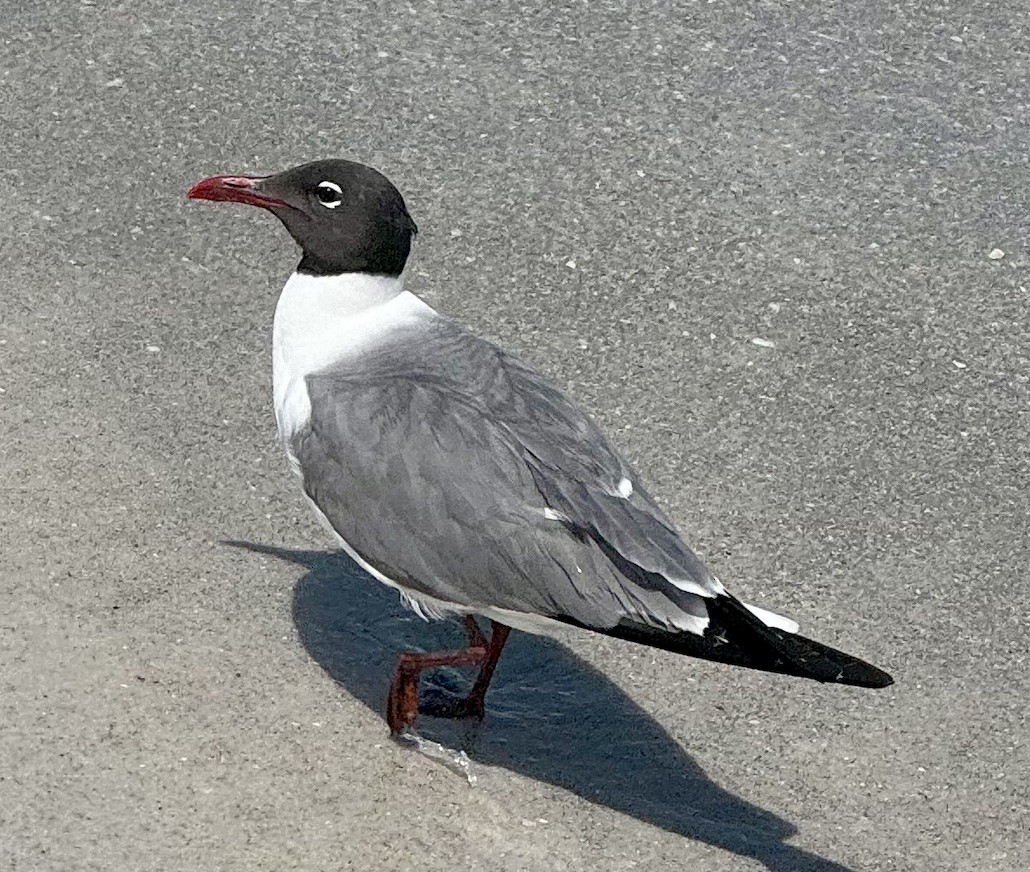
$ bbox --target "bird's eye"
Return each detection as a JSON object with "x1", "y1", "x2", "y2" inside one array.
[{"x1": 315, "y1": 181, "x2": 343, "y2": 209}]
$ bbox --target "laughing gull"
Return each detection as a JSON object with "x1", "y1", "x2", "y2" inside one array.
[{"x1": 188, "y1": 159, "x2": 892, "y2": 734}]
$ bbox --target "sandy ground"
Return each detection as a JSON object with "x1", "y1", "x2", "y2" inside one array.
[{"x1": 2, "y1": 2, "x2": 1028, "y2": 870}]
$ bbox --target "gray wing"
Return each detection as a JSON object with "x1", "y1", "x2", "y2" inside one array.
[{"x1": 294, "y1": 317, "x2": 722, "y2": 633}]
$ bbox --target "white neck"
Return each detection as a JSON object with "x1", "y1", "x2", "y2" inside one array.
[{"x1": 272, "y1": 271, "x2": 435, "y2": 453}]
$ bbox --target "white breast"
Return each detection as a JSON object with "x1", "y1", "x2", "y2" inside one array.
[{"x1": 271, "y1": 270, "x2": 435, "y2": 468}]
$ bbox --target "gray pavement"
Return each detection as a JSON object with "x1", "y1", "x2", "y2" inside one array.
[{"x1": 2, "y1": 2, "x2": 1028, "y2": 870}]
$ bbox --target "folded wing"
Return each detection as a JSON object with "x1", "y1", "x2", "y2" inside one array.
[{"x1": 292, "y1": 317, "x2": 892, "y2": 688}]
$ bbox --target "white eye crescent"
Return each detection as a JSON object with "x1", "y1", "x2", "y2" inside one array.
[{"x1": 315, "y1": 180, "x2": 343, "y2": 209}]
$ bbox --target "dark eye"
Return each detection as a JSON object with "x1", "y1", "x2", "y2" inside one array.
[{"x1": 316, "y1": 181, "x2": 343, "y2": 209}]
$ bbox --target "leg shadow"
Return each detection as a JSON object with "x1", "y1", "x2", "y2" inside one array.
[{"x1": 228, "y1": 542, "x2": 858, "y2": 872}]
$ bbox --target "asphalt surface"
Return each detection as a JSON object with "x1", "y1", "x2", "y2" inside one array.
[{"x1": 2, "y1": 2, "x2": 1028, "y2": 870}]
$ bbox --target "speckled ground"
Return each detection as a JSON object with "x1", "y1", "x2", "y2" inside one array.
[{"x1": 1, "y1": 2, "x2": 1027, "y2": 870}]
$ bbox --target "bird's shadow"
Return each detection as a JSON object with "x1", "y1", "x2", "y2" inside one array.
[{"x1": 230, "y1": 541, "x2": 857, "y2": 872}]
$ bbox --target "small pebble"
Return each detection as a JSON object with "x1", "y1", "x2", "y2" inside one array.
[{"x1": 988, "y1": 248, "x2": 1004, "y2": 260}]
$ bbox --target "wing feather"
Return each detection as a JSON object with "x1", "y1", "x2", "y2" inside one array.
[{"x1": 294, "y1": 317, "x2": 721, "y2": 634}]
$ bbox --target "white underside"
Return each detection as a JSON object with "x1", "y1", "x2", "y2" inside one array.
[{"x1": 272, "y1": 270, "x2": 800, "y2": 639}]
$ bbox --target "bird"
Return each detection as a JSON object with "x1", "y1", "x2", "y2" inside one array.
[{"x1": 188, "y1": 159, "x2": 892, "y2": 735}]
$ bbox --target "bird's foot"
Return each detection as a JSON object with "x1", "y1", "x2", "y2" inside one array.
[
  {"x1": 385, "y1": 619, "x2": 511, "y2": 735},
  {"x1": 386, "y1": 647, "x2": 488, "y2": 735}
]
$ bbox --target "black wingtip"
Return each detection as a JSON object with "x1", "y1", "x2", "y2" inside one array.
[
  {"x1": 803, "y1": 638, "x2": 894, "y2": 689},
  {"x1": 857, "y1": 664, "x2": 895, "y2": 689},
  {"x1": 704, "y1": 594, "x2": 895, "y2": 689},
  {"x1": 563, "y1": 594, "x2": 894, "y2": 690}
]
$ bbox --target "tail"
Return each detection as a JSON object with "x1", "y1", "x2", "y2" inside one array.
[{"x1": 593, "y1": 594, "x2": 893, "y2": 689}]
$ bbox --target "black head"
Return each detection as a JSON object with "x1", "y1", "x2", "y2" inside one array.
[{"x1": 188, "y1": 159, "x2": 417, "y2": 277}]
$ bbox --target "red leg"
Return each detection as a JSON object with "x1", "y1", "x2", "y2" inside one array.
[
  {"x1": 462, "y1": 621, "x2": 512, "y2": 720},
  {"x1": 385, "y1": 620, "x2": 513, "y2": 733},
  {"x1": 386, "y1": 644, "x2": 488, "y2": 735}
]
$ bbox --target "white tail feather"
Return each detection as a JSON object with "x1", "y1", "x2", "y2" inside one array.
[{"x1": 743, "y1": 602, "x2": 800, "y2": 634}]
